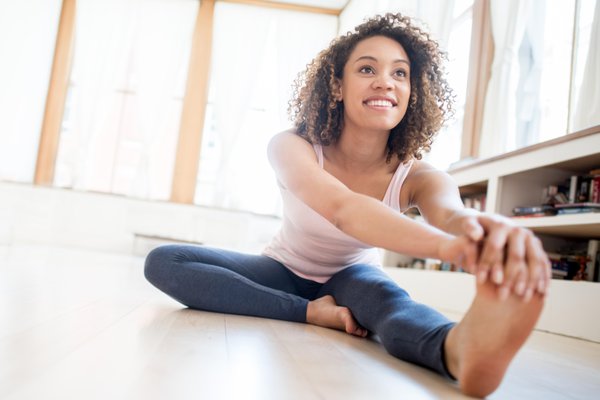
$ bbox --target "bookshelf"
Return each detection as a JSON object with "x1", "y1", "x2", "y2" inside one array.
[
  {"x1": 383, "y1": 127, "x2": 600, "y2": 342},
  {"x1": 450, "y1": 128, "x2": 600, "y2": 241}
]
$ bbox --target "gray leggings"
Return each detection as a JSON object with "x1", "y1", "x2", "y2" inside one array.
[{"x1": 144, "y1": 244, "x2": 455, "y2": 378}]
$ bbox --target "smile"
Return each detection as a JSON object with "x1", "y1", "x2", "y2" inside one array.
[{"x1": 364, "y1": 99, "x2": 396, "y2": 108}]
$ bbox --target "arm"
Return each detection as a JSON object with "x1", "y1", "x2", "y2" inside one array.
[
  {"x1": 267, "y1": 132, "x2": 477, "y2": 268},
  {"x1": 402, "y1": 161, "x2": 484, "y2": 239},
  {"x1": 404, "y1": 161, "x2": 550, "y2": 299}
]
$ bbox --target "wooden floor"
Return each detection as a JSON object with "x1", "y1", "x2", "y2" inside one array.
[{"x1": 1, "y1": 244, "x2": 599, "y2": 400}]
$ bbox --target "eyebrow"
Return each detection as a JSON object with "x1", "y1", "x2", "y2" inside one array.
[{"x1": 354, "y1": 55, "x2": 410, "y2": 67}]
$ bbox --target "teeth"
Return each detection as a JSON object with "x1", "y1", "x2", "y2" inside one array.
[{"x1": 366, "y1": 99, "x2": 393, "y2": 107}]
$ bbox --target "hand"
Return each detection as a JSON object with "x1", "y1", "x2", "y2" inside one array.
[
  {"x1": 437, "y1": 234, "x2": 479, "y2": 274},
  {"x1": 466, "y1": 213, "x2": 550, "y2": 301}
]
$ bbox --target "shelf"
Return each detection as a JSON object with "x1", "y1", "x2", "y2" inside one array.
[
  {"x1": 512, "y1": 213, "x2": 600, "y2": 239},
  {"x1": 384, "y1": 267, "x2": 600, "y2": 342}
]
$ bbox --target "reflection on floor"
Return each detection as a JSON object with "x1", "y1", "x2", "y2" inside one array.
[{"x1": 1, "y1": 244, "x2": 599, "y2": 400}]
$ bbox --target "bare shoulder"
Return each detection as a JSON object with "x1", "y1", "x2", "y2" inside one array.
[
  {"x1": 266, "y1": 129, "x2": 352, "y2": 221},
  {"x1": 402, "y1": 160, "x2": 458, "y2": 208},
  {"x1": 405, "y1": 160, "x2": 448, "y2": 183},
  {"x1": 268, "y1": 129, "x2": 313, "y2": 158},
  {"x1": 267, "y1": 129, "x2": 322, "y2": 190}
]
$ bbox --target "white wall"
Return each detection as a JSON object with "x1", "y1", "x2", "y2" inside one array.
[{"x1": 0, "y1": 181, "x2": 281, "y2": 256}]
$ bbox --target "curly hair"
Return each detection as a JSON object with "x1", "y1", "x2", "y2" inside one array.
[{"x1": 289, "y1": 12, "x2": 454, "y2": 162}]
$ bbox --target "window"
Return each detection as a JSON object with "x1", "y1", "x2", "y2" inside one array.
[
  {"x1": 427, "y1": 0, "x2": 474, "y2": 170},
  {"x1": 478, "y1": 0, "x2": 599, "y2": 158},
  {"x1": 194, "y1": 2, "x2": 338, "y2": 215},
  {"x1": 53, "y1": 0, "x2": 198, "y2": 200},
  {"x1": 0, "y1": 0, "x2": 62, "y2": 183}
]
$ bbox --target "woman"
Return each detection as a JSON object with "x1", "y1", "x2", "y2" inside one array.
[{"x1": 145, "y1": 13, "x2": 549, "y2": 397}]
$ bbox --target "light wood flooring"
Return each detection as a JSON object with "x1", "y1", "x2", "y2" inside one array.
[{"x1": 1, "y1": 244, "x2": 599, "y2": 399}]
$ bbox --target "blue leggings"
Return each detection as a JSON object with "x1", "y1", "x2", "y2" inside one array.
[{"x1": 144, "y1": 244, "x2": 455, "y2": 378}]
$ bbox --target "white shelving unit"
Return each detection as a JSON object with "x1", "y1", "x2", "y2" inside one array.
[
  {"x1": 384, "y1": 128, "x2": 600, "y2": 343},
  {"x1": 450, "y1": 130, "x2": 600, "y2": 239}
]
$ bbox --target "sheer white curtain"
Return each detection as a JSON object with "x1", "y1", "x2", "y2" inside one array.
[
  {"x1": 572, "y1": 0, "x2": 600, "y2": 131},
  {"x1": 514, "y1": 0, "x2": 545, "y2": 149},
  {"x1": 0, "y1": 0, "x2": 62, "y2": 183},
  {"x1": 195, "y1": 3, "x2": 337, "y2": 215},
  {"x1": 202, "y1": 3, "x2": 271, "y2": 210},
  {"x1": 478, "y1": 0, "x2": 530, "y2": 158},
  {"x1": 53, "y1": 0, "x2": 197, "y2": 200}
]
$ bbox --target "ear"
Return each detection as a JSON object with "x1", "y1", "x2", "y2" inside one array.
[{"x1": 331, "y1": 78, "x2": 342, "y2": 101}]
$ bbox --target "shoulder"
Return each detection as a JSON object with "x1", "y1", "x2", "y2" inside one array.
[
  {"x1": 402, "y1": 160, "x2": 457, "y2": 204},
  {"x1": 268, "y1": 129, "x2": 316, "y2": 162},
  {"x1": 405, "y1": 159, "x2": 441, "y2": 180},
  {"x1": 267, "y1": 129, "x2": 321, "y2": 187}
]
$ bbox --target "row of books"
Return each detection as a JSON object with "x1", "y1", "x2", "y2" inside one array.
[
  {"x1": 403, "y1": 258, "x2": 464, "y2": 272},
  {"x1": 513, "y1": 202, "x2": 600, "y2": 217},
  {"x1": 568, "y1": 171, "x2": 600, "y2": 203},
  {"x1": 512, "y1": 167, "x2": 600, "y2": 217},
  {"x1": 549, "y1": 239, "x2": 600, "y2": 282},
  {"x1": 462, "y1": 194, "x2": 486, "y2": 212}
]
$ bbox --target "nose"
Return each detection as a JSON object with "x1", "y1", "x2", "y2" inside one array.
[{"x1": 372, "y1": 74, "x2": 394, "y2": 90}]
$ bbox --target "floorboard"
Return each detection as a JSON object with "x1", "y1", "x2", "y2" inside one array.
[{"x1": 1, "y1": 244, "x2": 598, "y2": 399}]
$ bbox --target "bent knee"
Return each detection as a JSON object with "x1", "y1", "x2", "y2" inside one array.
[{"x1": 144, "y1": 244, "x2": 182, "y2": 285}]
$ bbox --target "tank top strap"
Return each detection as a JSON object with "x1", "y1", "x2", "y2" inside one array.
[
  {"x1": 382, "y1": 160, "x2": 413, "y2": 211},
  {"x1": 313, "y1": 142, "x2": 412, "y2": 212},
  {"x1": 312, "y1": 143, "x2": 324, "y2": 167}
]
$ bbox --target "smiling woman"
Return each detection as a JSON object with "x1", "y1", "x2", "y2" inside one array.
[
  {"x1": 146, "y1": 12, "x2": 550, "y2": 398},
  {"x1": 290, "y1": 14, "x2": 453, "y2": 165}
]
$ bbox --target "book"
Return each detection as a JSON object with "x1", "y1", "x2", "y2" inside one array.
[
  {"x1": 591, "y1": 176, "x2": 600, "y2": 203},
  {"x1": 554, "y1": 202, "x2": 600, "y2": 209},
  {"x1": 512, "y1": 205, "x2": 557, "y2": 216},
  {"x1": 548, "y1": 252, "x2": 588, "y2": 280},
  {"x1": 586, "y1": 240, "x2": 599, "y2": 282},
  {"x1": 557, "y1": 207, "x2": 600, "y2": 215},
  {"x1": 578, "y1": 176, "x2": 592, "y2": 202},
  {"x1": 569, "y1": 175, "x2": 578, "y2": 203}
]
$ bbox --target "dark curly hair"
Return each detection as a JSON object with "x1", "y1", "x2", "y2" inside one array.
[{"x1": 289, "y1": 12, "x2": 454, "y2": 162}]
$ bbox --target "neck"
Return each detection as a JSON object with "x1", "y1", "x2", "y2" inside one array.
[{"x1": 328, "y1": 124, "x2": 391, "y2": 171}]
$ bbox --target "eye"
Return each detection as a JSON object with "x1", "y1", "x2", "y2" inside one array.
[
  {"x1": 394, "y1": 69, "x2": 408, "y2": 78},
  {"x1": 359, "y1": 66, "x2": 375, "y2": 74}
]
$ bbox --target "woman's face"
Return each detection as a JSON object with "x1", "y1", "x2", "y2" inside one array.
[{"x1": 337, "y1": 35, "x2": 411, "y2": 134}]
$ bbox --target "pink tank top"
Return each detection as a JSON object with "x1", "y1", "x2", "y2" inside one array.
[{"x1": 262, "y1": 143, "x2": 413, "y2": 283}]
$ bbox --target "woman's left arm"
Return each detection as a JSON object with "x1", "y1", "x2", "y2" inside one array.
[{"x1": 403, "y1": 161, "x2": 550, "y2": 300}]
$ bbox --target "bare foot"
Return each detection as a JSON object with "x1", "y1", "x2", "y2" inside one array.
[
  {"x1": 306, "y1": 295, "x2": 368, "y2": 337},
  {"x1": 444, "y1": 280, "x2": 545, "y2": 398}
]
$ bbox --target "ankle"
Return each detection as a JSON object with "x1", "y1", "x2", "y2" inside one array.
[
  {"x1": 306, "y1": 300, "x2": 316, "y2": 324},
  {"x1": 443, "y1": 326, "x2": 461, "y2": 380}
]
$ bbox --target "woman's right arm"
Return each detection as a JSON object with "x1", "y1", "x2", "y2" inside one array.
[{"x1": 267, "y1": 131, "x2": 477, "y2": 268}]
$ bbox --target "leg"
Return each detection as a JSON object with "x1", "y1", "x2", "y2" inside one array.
[
  {"x1": 317, "y1": 265, "x2": 454, "y2": 378},
  {"x1": 144, "y1": 244, "x2": 322, "y2": 322},
  {"x1": 444, "y1": 280, "x2": 544, "y2": 397},
  {"x1": 319, "y1": 265, "x2": 544, "y2": 397}
]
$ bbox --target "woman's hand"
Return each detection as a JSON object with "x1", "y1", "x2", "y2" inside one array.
[
  {"x1": 437, "y1": 235, "x2": 479, "y2": 274},
  {"x1": 454, "y1": 213, "x2": 551, "y2": 301}
]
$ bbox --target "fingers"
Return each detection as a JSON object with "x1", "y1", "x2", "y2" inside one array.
[
  {"x1": 473, "y1": 214, "x2": 550, "y2": 301},
  {"x1": 462, "y1": 238, "x2": 479, "y2": 274},
  {"x1": 526, "y1": 234, "x2": 550, "y2": 296},
  {"x1": 462, "y1": 217, "x2": 485, "y2": 242},
  {"x1": 499, "y1": 227, "x2": 528, "y2": 300},
  {"x1": 476, "y1": 217, "x2": 510, "y2": 285}
]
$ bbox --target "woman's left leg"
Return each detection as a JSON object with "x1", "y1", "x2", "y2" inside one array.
[{"x1": 316, "y1": 264, "x2": 455, "y2": 378}]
